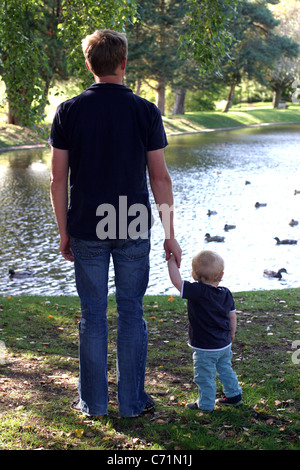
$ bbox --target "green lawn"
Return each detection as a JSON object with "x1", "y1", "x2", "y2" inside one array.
[
  {"x1": 163, "y1": 104, "x2": 300, "y2": 135},
  {"x1": 1, "y1": 96, "x2": 300, "y2": 149},
  {"x1": 0, "y1": 290, "x2": 299, "y2": 451}
]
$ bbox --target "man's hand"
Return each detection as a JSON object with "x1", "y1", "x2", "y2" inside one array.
[
  {"x1": 164, "y1": 238, "x2": 182, "y2": 267},
  {"x1": 60, "y1": 233, "x2": 74, "y2": 262}
]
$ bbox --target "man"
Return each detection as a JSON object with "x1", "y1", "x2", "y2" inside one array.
[{"x1": 49, "y1": 29, "x2": 181, "y2": 418}]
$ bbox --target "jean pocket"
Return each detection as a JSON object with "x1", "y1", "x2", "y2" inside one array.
[
  {"x1": 117, "y1": 237, "x2": 150, "y2": 260},
  {"x1": 71, "y1": 237, "x2": 109, "y2": 259}
]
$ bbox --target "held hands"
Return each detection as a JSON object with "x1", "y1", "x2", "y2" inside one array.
[{"x1": 164, "y1": 238, "x2": 182, "y2": 267}]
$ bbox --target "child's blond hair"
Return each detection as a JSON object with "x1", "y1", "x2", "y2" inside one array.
[{"x1": 192, "y1": 250, "x2": 224, "y2": 284}]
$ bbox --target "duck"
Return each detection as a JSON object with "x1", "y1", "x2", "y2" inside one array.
[
  {"x1": 9, "y1": 268, "x2": 34, "y2": 279},
  {"x1": 255, "y1": 202, "x2": 267, "y2": 208},
  {"x1": 263, "y1": 268, "x2": 287, "y2": 280},
  {"x1": 274, "y1": 237, "x2": 297, "y2": 245},
  {"x1": 205, "y1": 233, "x2": 225, "y2": 243},
  {"x1": 289, "y1": 219, "x2": 299, "y2": 227},
  {"x1": 245, "y1": 180, "x2": 251, "y2": 185},
  {"x1": 207, "y1": 210, "x2": 217, "y2": 216},
  {"x1": 224, "y1": 224, "x2": 236, "y2": 231}
]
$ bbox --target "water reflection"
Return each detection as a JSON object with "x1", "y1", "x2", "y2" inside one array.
[
  {"x1": 0, "y1": 149, "x2": 74, "y2": 296},
  {"x1": 0, "y1": 125, "x2": 300, "y2": 296}
]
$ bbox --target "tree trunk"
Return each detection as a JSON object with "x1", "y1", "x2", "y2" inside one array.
[
  {"x1": 173, "y1": 89, "x2": 186, "y2": 115},
  {"x1": 135, "y1": 78, "x2": 142, "y2": 96},
  {"x1": 156, "y1": 83, "x2": 165, "y2": 115},
  {"x1": 272, "y1": 88, "x2": 282, "y2": 108},
  {"x1": 223, "y1": 83, "x2": 235, "y2": 113},
  {"x1": 7, "y1": 98, "x2": 21, "y2": 125}
]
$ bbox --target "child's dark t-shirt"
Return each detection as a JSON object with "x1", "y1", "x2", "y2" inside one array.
[{"x1": 181, "y1": 280, "x2": 236, "y2": 350}]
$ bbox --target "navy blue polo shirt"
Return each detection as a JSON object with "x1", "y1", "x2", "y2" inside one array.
[
  {"x1": 181, "y1": 280, "x2": 236, "y2": 350},
  {"x1": 49, "y1": 83, "x2": 168, "y2": 240}
]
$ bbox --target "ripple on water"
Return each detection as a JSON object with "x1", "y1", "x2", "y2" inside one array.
[{"x1": 1, "y1": 125, "x2": 300, "y2": 296}]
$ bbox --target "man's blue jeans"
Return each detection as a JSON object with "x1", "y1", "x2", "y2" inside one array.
[
  {"x1": 193, "y1": 345, "x2": 242, "y2": 411},
  {"x1": 70, "y1": 236, "x2": 150, "y2": 417}
]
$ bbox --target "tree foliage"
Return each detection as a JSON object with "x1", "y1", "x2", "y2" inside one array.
[
  {"x1": 183, "y1": 0, "x2": 238, "y2": 73},
  {"x1": 0, "y1": 0, "x2": 299, "y2": 124},
  {"x1": 218, "y1": 0, "x2": 299, "y2": 111},
  {"x1": 0, "y1": 0, "x2": 49, "y2": 126},
  {"x1": 265, "y1": 0, "x2": 300, "y2": 106},
  {"x1": 126, "y1": 0, "x2": 190, "y2": 114},
  {"x1": 0, "y1": 0, "x2": 137, "y2": 127},
  {"x1": 58, "y1": 0, "x2": 138, "y2": 87}
]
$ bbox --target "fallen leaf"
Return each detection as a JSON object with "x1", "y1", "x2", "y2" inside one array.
[{"x1": 75, "y1": 429, "x2": 84, "y2": 438}]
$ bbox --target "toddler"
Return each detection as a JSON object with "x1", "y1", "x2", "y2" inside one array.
[{"x1": 168, "y1": 250, "x2": 242, "y2": 411}]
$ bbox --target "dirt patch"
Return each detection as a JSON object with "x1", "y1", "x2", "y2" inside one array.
[{"x1": 0, "y1": 355, "x2": 77, "y2": 412}]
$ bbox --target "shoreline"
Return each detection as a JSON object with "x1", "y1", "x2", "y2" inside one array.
[
  {"x1": 166, "y1": 120, "x2": 300, "y2": 136},
  {"x1": 0, "y1": 120, "x2": 300, "y2": 153},
  {"x1": 1, "y1": 287, "x2": 300, "y2": 299},
  {"x1": 0, "y1": 143, "x2": 47, "y2": 153}
]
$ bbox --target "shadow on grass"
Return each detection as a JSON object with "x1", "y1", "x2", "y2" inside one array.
[{"x1": 0, "y1": 294, "x2": 299, "y2": 450}]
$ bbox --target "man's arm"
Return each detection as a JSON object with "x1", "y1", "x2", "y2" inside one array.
[
  {"x1": 50, "y1": 147, "x2": 74, "y2": 262},
  {"x1": 146, "y1": 148, "x2": 181, "y2": 266}
]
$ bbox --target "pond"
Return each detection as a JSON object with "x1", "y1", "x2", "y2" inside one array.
[{"x1": 0, "y1": 124, "x2": 300, "y2": 297}]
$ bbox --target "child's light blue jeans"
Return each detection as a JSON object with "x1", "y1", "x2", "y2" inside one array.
[{"x1": 193, "y1": 345, "x2": 242, "y2": 411}]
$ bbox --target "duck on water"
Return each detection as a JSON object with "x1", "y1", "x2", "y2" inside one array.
[
  {"x1": 9, "y1": 269, "x2": 34, "y2": 279},
  {"x1": 274, "y1": 237, "x2": 297, "y2": 245},
  {"x1": 263, "y1": 268, "x2": 287, "y2": 280}
]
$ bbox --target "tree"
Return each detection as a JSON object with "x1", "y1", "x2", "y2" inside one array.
[
  {"x1": 218, "y1": 0, "x2": 298, "y2": 112},
  {"x1": 0, "y1": 0, "x2": 137, "y2": 127},
  {"x1": 126, "y1": 0, "x2": 239, "y2": 115},
  {"x1": 38, "y1": 1, "x2": 69, "y2": 112},
  {"x1": 265, "y1": 0, "x2": 300, "y2": 107},
  {"x1": 126, "y1": 0, "x2": 189, "y2": 115},
  {"x1": 183, "y1": 0, "x2": 238, "y2": 73},
  {"x1": 58, "y1": 0, "x2": 138, "y2": 87},
  {"x1": 0, "y1": 1, "x2": 49, "y2": 126}
]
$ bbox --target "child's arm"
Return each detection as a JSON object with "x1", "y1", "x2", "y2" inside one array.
[
  {"x1": 229, "y1": 311, "x2": 237, "y2": 342},
  {"x1": 167, "y1": 254, "x2": 183, "y2": 292}
]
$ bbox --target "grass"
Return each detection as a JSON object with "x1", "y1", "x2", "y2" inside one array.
[
  {"x1": 0, "y1": 124, "x2": 47, "y2": 149},
  {"x1": 0, "y1": 94, "x2": 300, "y2": 149},
  {"x1": 162, "y1": 104, "x2": 300, "y2": 135},
  {"x1": 0, "y1": 290, "x2": 299, "y2": 451}
]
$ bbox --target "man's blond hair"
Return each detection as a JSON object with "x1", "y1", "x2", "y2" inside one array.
[
  {"x1": 82, "y1": 29, "x2": 128, "y2": 77},
  {"x1": 192, "y1": 250, "x2": 224, "y2": 284}
]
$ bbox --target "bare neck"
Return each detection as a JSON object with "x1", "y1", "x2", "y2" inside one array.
[
  {"x1": 93, "y1": 60, "x2": 126, "y2": 85},
  {"x1": 94, "y1": 75, "x2": 123, "y2": 85}
]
